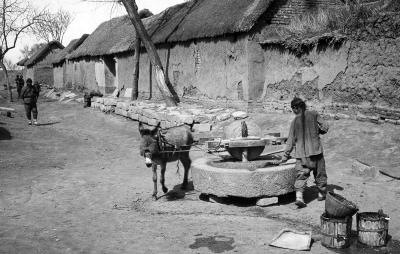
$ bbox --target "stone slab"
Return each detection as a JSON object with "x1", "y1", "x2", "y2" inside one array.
[
  {"x1": 193, "y1": 123, "x2": 212, "y2": 132},
  {"x1": 256, "y1": 197, "x2": 279, "y2": 207},
  {"x1": 123, "y1": 88, "x2": 133, "y2": 98},
  {"x1": 351, "y1": 159, "x2": 378, "y2": 178},
  {"x1": 192, "y1": 157, "x2": 296, "y2": 198}
]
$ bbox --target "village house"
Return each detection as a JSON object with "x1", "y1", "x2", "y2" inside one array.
[
  {"x1": 66, "y1": 0, "x2": 399, "y2": 108},
  {"x1": 19, "y1": 41, "x2": 64, "y2": 86},
  {"x1": 51, "y1": 34, "x2": 89, "y2": 89}
]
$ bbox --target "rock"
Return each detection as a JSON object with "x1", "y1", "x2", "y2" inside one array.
[
  {"x1": 176, "y1": 114, "x2": 194, "y2": 124},
  {"x1": 111, "y1": 89, "x2": 119, "y2": 98},
  {"x1": 351, "y1": 160, "x2": 378, "y2": 178},
  {"x1": 232, "y1": 111, "x2": 248, "y2": 120},
  {"x1": 193, "y1": 123, "x2": 212, "y2": 132},
  {"x1": 128, "y1": 112, "x2": 139, "y2": 121},
  {"x1": 256, "y1": 197, "x2": 279, "y2": 207},
  {"x1": 336, "y1": 113, "x2": 351, "y2": 119},
  {"x1": 103, "y1": 98, "x2": 117, "y2": 106},
  {"x1": 116, "y1": 101, "x2": 130, "y2": 111},
  {"x1": 65, "y1": 93, "x2": 77, "y2": 99},
  {"x1": 75, "y1": 98, "x2": 84, "y2": 103},
  {"x1": 356, "y1": 113, "x2": 380, "y2": 124},
  {"x1": 216, "y1": 112, "x2": 231, "y2": 121},
  {"x1": 123, "y1": 88, "x2": 132, "y2": 98}
]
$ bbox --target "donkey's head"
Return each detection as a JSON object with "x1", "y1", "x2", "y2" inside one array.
[{"x1": 139, "y1": 122, "x2": 161, "y2": 167}]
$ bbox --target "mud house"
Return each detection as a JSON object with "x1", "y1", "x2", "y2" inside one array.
[
  {"x1": 21, "y1": 41, "x2": 64, "y2": 86},
  {"x1": 66, "y1": 0, "x2": 399, "y2": 108},
  {"x1": 51, "y1": 35, "x2": 89, "y2": 89}
]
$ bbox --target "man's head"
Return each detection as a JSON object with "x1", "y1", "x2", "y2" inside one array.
[
  {"x1": 291, "y1": 97, "x2": 306, "y2": 115},
  {"x1": 26, "y1": 78, "x2": 33, "y2": 86}
]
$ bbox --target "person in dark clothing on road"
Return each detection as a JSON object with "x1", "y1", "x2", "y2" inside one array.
[
  {"x1": 280, "y1": 97, "x2": 329, "y2": 208},
  {"x1": 33, "y1": 81, "x2": 41, "y2": 101},
  {"x1": 15, "y1": 75, "x2": 24, "y2": 99},
  {"x1": 20, "y1": 78, "x2": 39, "y2": 125}
]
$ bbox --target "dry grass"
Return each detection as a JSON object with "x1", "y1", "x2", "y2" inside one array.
[{"x1": 286, "y1": 3, "x2": 380, "y2": 37}]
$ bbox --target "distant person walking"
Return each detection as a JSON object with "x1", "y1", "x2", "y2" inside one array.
[
  {"x1": 15, "y1": 75, "x2": 24, "y2": 99},
  {"x1": 20, "y1": 78, "x2": 39, "y2": 125},
  {"x1": 280, "y1": 97, "x2": 329, "y2": 208},
  {"x1": 33, "y1": 81, "x2": 41, "y2": 101}
]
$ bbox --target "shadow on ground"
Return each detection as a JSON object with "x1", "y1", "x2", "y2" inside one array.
[
  {"x1": 0, "y1": 127, "x2": 11, "y2": 140},
  {"x1": 36, "y1": 121, "x2": 60, "y2": 126}
]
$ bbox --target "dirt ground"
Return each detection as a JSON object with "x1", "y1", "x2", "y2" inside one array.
[{"x1": 1, "y1": 89, "x2": 400, "y2": 254}]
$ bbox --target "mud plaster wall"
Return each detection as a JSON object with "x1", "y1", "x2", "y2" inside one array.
[
  {"x1": 67, "y1": 59, "x2": 97, "y2": 91},
  {"x1": 261, "y1": 13, "x2": 400, "y2": 108},
  {"x1": 136, "y1": 35, "x2": 248, "y2": 101},
  {"x1": 116, "y1": 52, "x2": 135, "y2": 91},
  {"x1": 25, "y1": 68, "x2": 34, "y2": 83},
  {"x1": 95, "y1": 60, "x2": 106, "y2": 94},
  {"x1": 53, "y1": 65, "x2": 63, "y2": 88},
  {"x1": 261, "y1": 42, "x2": 350, "y2": 102},
  {"x1": 323, "y1": 38, "x2": 400, "y2": 108}
]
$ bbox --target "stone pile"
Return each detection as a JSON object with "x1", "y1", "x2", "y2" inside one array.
[{"x1": 90, "y1": 96, "x2": 246, "y2": 129}]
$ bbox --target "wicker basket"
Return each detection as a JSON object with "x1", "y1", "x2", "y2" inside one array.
[{"x1": 325, "y1": 192, "x2": 359, "y2": 218}]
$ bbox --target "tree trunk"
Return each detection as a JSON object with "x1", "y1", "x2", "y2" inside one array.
[
  {"x1": 0, "y1": 58, "x2": 13, "y2": 102},
  {"x1": 131, "y1": 38, "x2": 140, "y2": 100},
  {"x1": 121, "y1": 0, "x2": 178, "y2": 106}
]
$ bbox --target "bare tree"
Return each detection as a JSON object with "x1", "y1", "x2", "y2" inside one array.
[
  {"x1": 1, "y1": 0, "x2": 45, "y2": 102},
  {"x1": 3, "y1": 57, "x2": 16, "y2": 70},
  {"x1": 30, "y1": 9, "x2": 73, "y2": 44},
  {"x1": 20, "y1": 43, "x2": 46, "y2": 59}
]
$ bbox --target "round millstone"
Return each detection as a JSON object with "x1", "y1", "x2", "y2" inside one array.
[{"x1": 192, "y1": 157, "x2": 296, "y2": 198}]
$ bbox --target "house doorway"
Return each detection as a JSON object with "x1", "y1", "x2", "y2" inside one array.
[{"x1": 103, "y1": 56, "x2": 117, "y2": 94}]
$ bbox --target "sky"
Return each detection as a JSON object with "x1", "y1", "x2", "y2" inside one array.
[{"x1": 6, "y1": 0, "x2": 185, "y2": 64}]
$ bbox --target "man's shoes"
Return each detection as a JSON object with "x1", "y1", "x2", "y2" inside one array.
[
  {"x1": 28, "y1": 121, "x2": 32, "y2": 125},
  {"x1": 295, "y1": 191, "x2": 307, "y2": 208},
  {"x1": 295, "y1": 200, "x2": 307, "y2": 208},
  {"x1": 33, "y1": 120, "x2": 38, "y2": 125}
]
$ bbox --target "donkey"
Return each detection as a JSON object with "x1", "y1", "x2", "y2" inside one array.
[{"x1": 138, "y1": 122, "x2": 194, "y2": 200}]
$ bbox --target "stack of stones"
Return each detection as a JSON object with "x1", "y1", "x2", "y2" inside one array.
[{"x1": 90, "y1": 96, "x2": 249, "y2": 130}]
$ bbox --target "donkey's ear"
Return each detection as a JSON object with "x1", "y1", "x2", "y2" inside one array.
[
  {"x1": 138, "y1": 122, "x2": 145, "y2": 136},
  {"x1": 151, "y1": 122, "x2": 160, "y2": 136}
]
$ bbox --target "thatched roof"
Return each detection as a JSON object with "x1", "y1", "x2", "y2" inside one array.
[
  {"x1": 25, "y1": 41, "x2": 64, "y2": 67},
  {"x1": 69, "y1": 0, "x2": 273, "y2": 59},
  {"x1": 16, "y1": 58, "x2": 28, "y2": 66},
  {"x1": 258, "y1": 31, "x2": 347, "y2": 55},
  {"x1": 52, "y1": 34, "x2": 89, "y2": 65}
]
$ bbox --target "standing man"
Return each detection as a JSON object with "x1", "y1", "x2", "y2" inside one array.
[
  {"x1": 20, "y1": 78, "x2": 39, "y2": 125},
  {"x1": 280, "y1": 97, "x2": 329, "y2": 208},
  {"x1": 33, "y1": 81, "x2": 41, "y2": 101},
  {"x1": 15, "y1": 75, "x2": 22, "y2": 99},
  {"x1": 18, "y1": 75, "x2": 25, "y2": 99}
]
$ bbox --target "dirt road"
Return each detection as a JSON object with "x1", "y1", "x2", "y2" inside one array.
[{"x1": 1, "y1": 92, "x2": 400, "y2": 253}]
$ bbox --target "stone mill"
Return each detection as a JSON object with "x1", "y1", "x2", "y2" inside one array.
[{"x1": 192, "y1": 120, "x2": 297, "y2": 199}]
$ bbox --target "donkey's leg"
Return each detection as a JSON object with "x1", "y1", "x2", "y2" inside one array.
[
  {"x1": 160, "y1": 161, "x2": 168, "y2": 193},
  {"x1": 152, "y1": 164, "x2": 158, "y2": 200},
  {"x1": 180, "y1": 153, "x2": 191, "y2": 190}
]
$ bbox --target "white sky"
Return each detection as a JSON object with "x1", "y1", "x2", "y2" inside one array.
[{"x1": 6, "y1": 0, "x2": 185, "y2": 63}]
